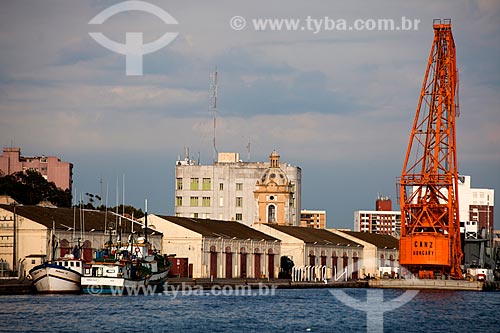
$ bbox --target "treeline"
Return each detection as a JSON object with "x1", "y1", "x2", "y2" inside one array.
[
  {"x1": 0, "y1": 171, "x2": 145, "y2": 218},
  {"x1": 85, "y1": 203, "x2": 145, "y2": 219},
  {"x1": 79, "y1": 193, "x2": 144, "y2": 218},
  {"x1": 0, "y1": 170, "x2": 72, "y2": 207}
]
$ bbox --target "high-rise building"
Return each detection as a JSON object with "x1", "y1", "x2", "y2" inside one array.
[
  {"x1": 354, "y1": 196, "x2": 401, "y2": 236},
  {"x1": 174, "y1": 151, "x2": 301, "y2": 226},
  {"x1": 457, "y1": 175, "x2": 495, "y2": 236},
  {"x1": 0, "y1": 147, "x2": 73, "y2": 191},
  {"x1": 300, "y1": 209, "x2": 326, "y2": 229}
]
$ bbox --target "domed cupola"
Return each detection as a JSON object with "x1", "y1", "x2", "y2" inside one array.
[
  {"x1": 258, "y1": 150, "x2": 289, "y2": 187},
  {"x1": 254, "y1": 150, "x2": 294, "y2": 225}
]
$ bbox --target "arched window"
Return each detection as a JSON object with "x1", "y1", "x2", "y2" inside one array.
[
  {"x1": 210, "y1": 246, "x2": 217, "y2": 278},
  {"x1": 332, "y1": 252, "x2": 338, "y2": 276},
  {"x1": 320, "y1": 250, "x2": 327, "y2": 266},
  {"x1": 268, "y1": 205, "x2": 276, "y2": 223},
  {"x1": 59, "y1": 239, "x2": 71, "y2": 257},
  {"x1": 268, "y1": 248, "x2": 275, "y2": 279},
  {"x1": 309, "y1": 250, "x2": 316, "y2": 266},
  {"x1": 343, "y1": 252, "x2": 349, "y2": 271},
  {"x1": 380, "y1": 254, "x2": 385, "y2": 267},
  {"x1": 82, "y1": 240, "x2": 92, "y2": 261},
  {"x1": 240, "y1": 248, "x2": 247, "y2": 278},
  {"x1": 352, "y1": 252, "x2": 359, "y2": 280},
  {"x1": 225, "y1": 247, "x2": 233, "y2": 278}
]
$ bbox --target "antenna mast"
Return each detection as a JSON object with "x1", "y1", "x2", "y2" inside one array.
[
  {"x1": 210, "y1": 67, "x2": 218, "y2": 162},
  {"x1": 246, "y1": 141, "x2": 251, "y2": 161}
]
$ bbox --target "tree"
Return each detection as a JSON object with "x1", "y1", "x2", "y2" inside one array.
[
  {"x1": 78, "y1": 191, "x2": 144, "y2": 218},
  {"x1": 0, "y1": 169, "x2": 72, "y2": 207}
]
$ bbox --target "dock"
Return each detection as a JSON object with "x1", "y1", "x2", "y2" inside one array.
[
  {"x1": 0, "y1": 278, "x2": 35, "y2": 295},
  {"x1": 166, "y1": 277, "x2": 368, "y2": 290},
  {"x1": 368, "y1": 279, "x2": 484, "y2": 291}
]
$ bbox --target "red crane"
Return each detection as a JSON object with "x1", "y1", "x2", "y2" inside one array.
[{"x1": 399, "y1": 19, "x2": 463, "y2": 279}]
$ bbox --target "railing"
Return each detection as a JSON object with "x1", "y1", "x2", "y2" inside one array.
[{"x1": 291, "y1": 265, "x2": 327, "y2": 282}]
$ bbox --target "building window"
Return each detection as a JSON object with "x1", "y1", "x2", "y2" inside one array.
[
  {"x1": 202, "y1": 178, "x2": 211, "y2": 190},
  {"x1": 236, "y1": 197, "x2": 243, "y2": 207},
  {"x1": 268, "y1": 205, "x2": 276, "y2": 223},
  {"x1": 236, "y1": 213, "x2": 243, "y2": 221},
  {"x1": 190, "y1": 178, "x2": 199, "y2": 190},
  {"x1": 202, "y1": 197, "x2": 211, "y2": 207},
  {"x1": 176, "y1": 196, "x2": 183, "y2": 206},
  {"x1": 176, "y1": 178, "x2": 183, "y2": 190},
  {"x1": 219, "y1": 183, "x2": 224, "y2": 191},
  {"x1": 219, "y1": 197, "x2": 224, "y2": 207},
  {"x1": 193, "y1": 213, "x2": 199, "y2": 218},
  {"x1": 190, "y1": 196, "x2": 199, "y2": 207},
  {"x1": 236, "y1": 183, "x2": 243, "y2": 191}
]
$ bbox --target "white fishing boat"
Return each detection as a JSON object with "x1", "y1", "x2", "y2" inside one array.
[
  {"x1": 29, "y1": 219, "x2": 86, "y2": 293},
  {"x1": 29, "y1": 254, "x2": 84, "y2": 293},
  {"x1": 82, "y1": 202, "x2": 169, "y2": 295},
  {"x1": 81, "y1": 242, "x2": 169, "y2": 295}
]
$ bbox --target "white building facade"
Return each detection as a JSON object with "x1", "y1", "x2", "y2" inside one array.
[
  {"x1": 254, "y1": 224, "x2": 363, "y2": 280},
  {"x1": 330, "y1": 230, "x2": 400, "y2": 278},
  {"x1": 174, "y1": 152, "x2": 301, "y2": 226},
  {"x1": 148, "y1": 215, "x2": 281, "y2": 279},
  {"x1": 354, "y1": 210, "x2": 401, "y2": 236},
  {"x1": 457, "y1": 175, "x2": 495, "y2": 235}
]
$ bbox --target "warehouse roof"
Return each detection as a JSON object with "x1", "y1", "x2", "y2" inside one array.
[
  {"x1": 339, "y1": 231, "x2": 399, "y2": 249},
  {"x1": 0, "y1": 204, "x2": 156, "y2": 234},
  {"x1": 267, "y1": 225, "x2": 362, "y2": 247},
  {"x1": 157, "y1": 216, "x2": 279, "y2": 241}
]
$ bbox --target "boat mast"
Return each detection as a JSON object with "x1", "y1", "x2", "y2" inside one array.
[
  {"x1": 51, "y1": 219, "x2": 57, "y2": 262},
  {"x1": 144, "y1": 199, "x2": 148, "y2": 244}
]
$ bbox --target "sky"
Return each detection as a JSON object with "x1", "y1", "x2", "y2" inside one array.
[{"x1": 0, "y1": 0, "x2": 499, "y2": 229}]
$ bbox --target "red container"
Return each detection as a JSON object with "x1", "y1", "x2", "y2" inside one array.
[{"x1": 168, "y1": 257, "x2": 189, "y2": 278}]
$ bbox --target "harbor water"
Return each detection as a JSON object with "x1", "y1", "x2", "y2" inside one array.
[{"x1": 0, "y1": 288, "x2": 498, "y2": 332}]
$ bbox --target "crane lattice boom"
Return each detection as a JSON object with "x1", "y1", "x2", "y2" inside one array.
[{"x1": 399, "y1": 19, "x2": 463, "y2": 279}]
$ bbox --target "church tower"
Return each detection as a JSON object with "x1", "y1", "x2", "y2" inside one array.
[{"x1": 254, "y1": 151, "x2": 294, "y2": 225}]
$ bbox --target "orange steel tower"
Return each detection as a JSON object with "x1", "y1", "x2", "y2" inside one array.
[{"x1": 399, "y1": 19, "x2": 463, "y2": 279}]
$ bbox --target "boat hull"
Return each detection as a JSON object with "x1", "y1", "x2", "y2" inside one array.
[
  {"x1": 29, "y1": 264, "x2": 81, "y2": 293},
  {"x1": 82, "y1": 269, "x2": 169, "y2": 295}
]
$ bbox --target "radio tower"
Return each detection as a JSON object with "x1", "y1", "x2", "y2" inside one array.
[
  {"x1": 399, "y1": 19, "x2": 463, "y2": 279},
  {"x1": 209, "y1": 68, "x2": 218, "y2": 162}
]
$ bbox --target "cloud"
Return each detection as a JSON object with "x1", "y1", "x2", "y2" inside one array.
[{"x1": 0, "y1": 0, "x2": 499, "y2": 227}]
